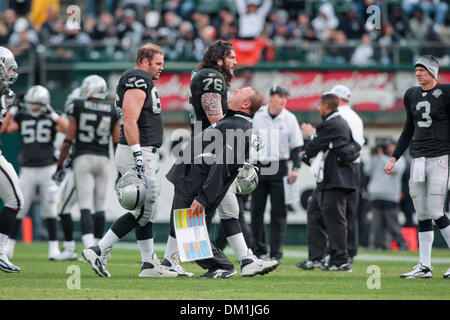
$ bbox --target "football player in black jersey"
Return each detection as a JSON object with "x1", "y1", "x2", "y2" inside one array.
[
  {"x1": 0, "y1": 46, "x2": 23, "y2": 273},
  {"x1": 82, "y1": 43, "x2": 177, "y2": 278},
  {"x1": 385, "y1": 55, "x2": 450, "y2": 279},
  {"x1": 56, "y1": 75, "x2": 119, "y2": 255},
  {"x1": 1, "y1": 85, "x2": 68, "y2": 260},
  {"x1": 163, "y1": 40, "x2": 273, "y2": 278},
  {"x1": 188, "y1": 40, "x2": 236, "y2": 134},
  {"x1": 166, "y1": 86, "x2": 279, "y2": 277}
]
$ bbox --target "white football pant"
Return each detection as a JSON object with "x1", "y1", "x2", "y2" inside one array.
[
  {"x1": 72, "y1": 154, "x2": 110, "y2": 213},
  {"x1": 0, "y1": 152, "x2": 23, "y2": 210},
  {"x1": 16, "y1": 164, "x2": 57, "y2": 219},
  {"x1": 115, "y1": 144, "x2": 161, "y2": 226},
  {"x1": 409, "y1": 154, "x2": 449, "y2": 221},
  {"x1": 57, "y1": 169, "x2": 78, "y2": 215}
]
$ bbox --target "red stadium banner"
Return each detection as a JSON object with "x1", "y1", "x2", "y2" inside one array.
[{"x1": 151, "y1": 70, "x2": 450, "y2": 112}]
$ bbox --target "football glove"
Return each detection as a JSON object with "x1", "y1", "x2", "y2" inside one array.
[
  {"x1": 43, "y1": 104, "x2": 60, "y2": 121},
  {"x1": 4, "y1": 89, "x2": 15, "y2": 108},
  {"x1": 133, "y1": 150, "x2": 145, "y2": 177},
  {"x1": 52, "y1": 167, "x2": 66, "y2": 184}
]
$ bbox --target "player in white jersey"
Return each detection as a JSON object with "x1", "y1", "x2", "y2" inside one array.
[
  {"x1": 0, "y1": 46, "x2": 24, "y2": 272},
  {"x1": 1, "y1": 85, "x2": 68, "y2": 260}
]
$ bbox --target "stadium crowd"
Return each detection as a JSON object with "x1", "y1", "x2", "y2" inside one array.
[{"x1": 0, "y1": 0, "x2": 448, "y2": 65}]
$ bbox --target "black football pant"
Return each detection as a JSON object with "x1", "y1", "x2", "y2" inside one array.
[
  {"x1": 306, "y1": 189, "x2": 328, "y2": 261},
  {"x1": 346, "y1": 163, "x2": 360, "y2": 258},
  {"x1": 307, "y1": 188, "x2": 351, "y2": 266},
  {"x1": 169, "y1": 189, "x2": 235, "y2": 271},
  {"x1": 250, "y1": 161, "x2": 288, "y2": 261}
]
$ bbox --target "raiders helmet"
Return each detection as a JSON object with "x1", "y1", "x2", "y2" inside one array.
[
  {"x1": 115, "y1": 170, "x2": 147, "y2": 210},
  {"x1": 24, "y1": 85, "x2": 50, "y2": 117},
  {"x1": 0, "y1": 46, "x2": 18, "y2": 86},
  {"x1": 235, "y1": 163, "x2": 259, "y2": 194},
  {"x1": 80, "y1": 75, "x2": 108, "y2": 100},
  {"x1": 64, "y1": 87, "x2": 81, "y2": 113}
]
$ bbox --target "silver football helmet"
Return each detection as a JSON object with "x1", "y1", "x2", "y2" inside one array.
[
  {"x1": 115, "y1": 170, "x2": 147, "y2": 210},
  {"x1": 24, "y1": 85, "x2": 50, "y2": 117},
  {"x1": 79, "y1": 75, "x2": 108, "y2": 100},
  {"x1": 235, "y1": 163, "x2": 259, "y2": 195},
  {"x1": 0, "y1": 46, "x2": 18, "y2": 86}
]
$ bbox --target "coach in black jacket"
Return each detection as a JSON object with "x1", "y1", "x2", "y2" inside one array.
[
  {"x1": 166, "y1": 86, "x2": 265, "y2": 276},
  {"x1": 302, "y1": 93, "x2": 358, "y2": 270}
]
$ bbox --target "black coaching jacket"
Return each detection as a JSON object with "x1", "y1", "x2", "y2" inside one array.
[
  {"x1": 166, "y1": 110, "x2": 252, "y2": 210},
  {"x1": 303, "y1": 110, "x2": 358, "y2": 191}
]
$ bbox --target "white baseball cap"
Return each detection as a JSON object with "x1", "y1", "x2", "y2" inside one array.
[{"x1": 329, "y1": 85, "x2": 351, "y2": 100}]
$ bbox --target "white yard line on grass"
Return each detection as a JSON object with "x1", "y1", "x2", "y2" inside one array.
[{"x1": 113, "y1": 243, "x2": 450, "y2": 264}]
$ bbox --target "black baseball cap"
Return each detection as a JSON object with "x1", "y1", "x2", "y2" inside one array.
[{"x1": 269, "y1": 85, "x2": 289, "y2": 96}]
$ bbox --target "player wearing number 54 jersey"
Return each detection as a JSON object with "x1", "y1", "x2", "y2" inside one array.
[
  {"x1": 385, "y1": 55, "x2": 450, "y2": 279},
  {"x1": 56, "y1": 75, "x2": 119, "y2": 251}
]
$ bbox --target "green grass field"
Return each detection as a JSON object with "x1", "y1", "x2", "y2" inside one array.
[{"x1": 1, "y1": 242, "x2": 449, "y2": 300}]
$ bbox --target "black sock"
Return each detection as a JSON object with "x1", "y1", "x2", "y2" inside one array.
[
  {"x1": 221, "y1": 218, "x2": 242, "y2": 237},
  {"x1": 418, "y1": 219, "x2": 433, "y2": 232},
  {"x1": 94, "y1": 211, "x2": 106, "y2": 239},
  {"x1": 0, "y1": 207, "x2": 18, "y2": 235},
  {"x1": 435, "y1": 215, "x2": 450, "y2": 229},
  {"x1": 59, "y1": 214, "x2": 73, "y2": 241},
  {"x1": 80, "y1": 209, "x2": 94, "y2": 235},
  {"x1": 8, "y1": 218, "x2": 22, "y2": 239},
  {"x1": 135, "y1": 222, "x2": 153, "y2": 240},
  {"x1": 111, "y1": 212, "x2": 138, "y2": 239},
  {"x1": 169, "y1": 209, "x2": 176, "y2": 238},
  {"x1": 45, "y1": 218, "x2": 58, "y2": 241}
]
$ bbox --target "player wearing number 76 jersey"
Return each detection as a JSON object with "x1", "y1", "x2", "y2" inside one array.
[
  {"x1": 384, "y1": 55, "x2": 450, "y2": 279},
  {"x1": 56, "y1": 75, "x2": 119, "y2": 251}
]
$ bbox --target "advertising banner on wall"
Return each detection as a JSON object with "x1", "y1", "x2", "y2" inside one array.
[{"x1": 109, "y1": 70, "x2": 450, "y2": 113}]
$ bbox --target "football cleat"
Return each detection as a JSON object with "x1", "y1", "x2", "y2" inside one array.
[
  {"x1": 321, "y1": 262, "x2": 352, "y2": 272},
  {"x1": 161, "y1": 252, "x2": 193, "y2": 277},
  {"x1": 139, "y1": 253, "x2": 178, "y2": 278},
  {"x1": 82, "y1": 245, "x2": 111, "y2": 278},
  {"x1": 296, "y1": 259, "x2": 322, "y2": 270},
  {"x1": 443, "y1": 267, "x2": 450, "y2": 279},
  {"x1": 240, "y1": 249, "x2": 279, "y2": 277},
  {"x1": 400, "y1": 263, "x2": 432, "y2": 279},
  {"x1": 199, "y1": 268, "x2": 237, "y2": 279},
  {"x1": 0, "y1": 253, "x2": 21, "y2": 273},
  {"x1": 48, "y1": 249, "x2": 62, "y2": 261},
  {"x1": 51, "y1": 249, "x2": 77, "y2": 261}
]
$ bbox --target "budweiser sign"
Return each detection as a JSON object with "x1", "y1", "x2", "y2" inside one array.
[{"x1": 109, "y1": 70, "x2": 450, "y2": 112}]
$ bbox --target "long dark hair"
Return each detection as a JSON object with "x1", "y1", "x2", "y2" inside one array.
[{"x1": 198, "y1": 40, "x2": 234, "y2": 86}]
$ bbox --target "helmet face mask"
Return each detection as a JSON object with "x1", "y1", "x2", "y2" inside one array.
[
  {"x1": 235, "y1": 164, "x2": 259, "y2": 195},
  {"x1": 27, "y1": 102, "x2": 44, "y2": 117},
  {"x1": 0, "y1": 46, "x2": 18, "y2": 86},
  {"x1": 115, "y1": 171, "x2": 147, "y2": 210},
  {"x1": 80, "y1": 75, "x2": 108, "y2": 100},
  {"x1": 24, "y1": 85, "x2": 50, "y2": 117}
]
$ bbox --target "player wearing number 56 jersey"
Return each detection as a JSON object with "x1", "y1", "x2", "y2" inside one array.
[
  {"x1": 56, "y1": 75, "x2": 119, "y2": 251},
  {"x1": 1, "y1": 85, "x2": 68, "y2": 260},
  {"x1": 385, "y1": 55, "x2": 450, "y2": 279}
]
